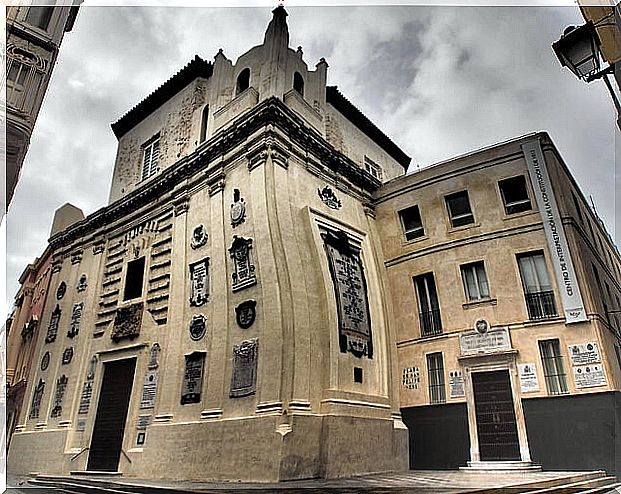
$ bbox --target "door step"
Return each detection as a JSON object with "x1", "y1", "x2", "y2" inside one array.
[{"x1": 461, "y1": 461, "x2": 542, "y2": 471}]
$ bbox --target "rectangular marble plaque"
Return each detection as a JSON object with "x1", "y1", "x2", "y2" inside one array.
[
  {"x1": 230, "y1": 339, "x2": 258, "y2": 398},
  {"x1": 140, "y1": 370, "x2": 159, "y2": 409},
  {"x1": 449, "y1": 370, "x2": 465, "y2": 398},
  {"x1": 459, "y1": 327, "x2": 511, "y2": 355},
  {"x1": 573, "y1": 364, "x2": 607, "y2": 388},
  {"x1": 402, "y1": 367, "x2": 420, "y2": 389},
  {"x1": 189, "y1": 259, "x2": 209, "y2": 306},
  {"x1": 568, "y1": 342, "x2": 601, "y2": 366},
  {"x1": 76, "y1": 418, "x2": 87, "y2": 432},
  {"x1": 518, "y1": 363, "x2": 540, "y2": 392},
  {"x1": 78, "y1": 380, "x2": 93, "y2": 414},
  {"x1": 136, "y1": 415, "x2": 151, "y2": 430},
  {"x1": 181, "y1": 352, "x2": 205, "y2": 404},
  {"x1": 322, "y1": 230, "x2": 372, "y2": 358}
]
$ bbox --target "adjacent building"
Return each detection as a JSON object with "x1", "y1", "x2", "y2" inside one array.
[
  {"x1": 5, "y1": 1, "x2": 81, "y2": 210},
  {"x1": 7, "y1": 6, "x2": 621, "y2": 482},
  {"x1": 375, "y1": 134, "x2": 621, "y2": 474}
]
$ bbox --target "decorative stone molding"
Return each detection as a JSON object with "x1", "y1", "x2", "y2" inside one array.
[
  {"x1": 61, "y1": 347, "x2": 74, "y2": 365},
  {"x1": 92, "y1": 240, "x2": 105, "y2": 255},
  {"x1": 318, "y1": 185, "x2": 342, "y2": 210},
  {"x1": 189, "y1": 314, "x2": 207, "y2": 341},
  {"x1": 51, "y1": 258, "x2": 63, "y2": 273},
  {"x1": 230, "y1": 338, "x2": 259, "y2": 398},
  {"x1": 71, "y1": 250, "x2": 83, "y2": 265},
  {"x1": 76, "y1": 274, "x2": 88, "y2": 292},
  {"x1": 208, "y1": 178, "x2": 225, "y2": 196},
  {"x1": 230, "y1": 189, "x2": 247, "y2": 228},
  {"x1": 362, "y1": 202, "x2": 376, "y2": 218},
  {"x1": 189, "y1": 258, "x2": 210, "y2": 306},
  {"x1": 247, "y1": 148, "x2": 268, "y2": 171},
  {"x1": 173, "y1": 196, "x2": 190, "y2": 216},
  {"x1": 229, "y1": 236, "x2": 257, "y2": 292},
  {"x1": 111, "y1": 302, "x2": 143, "y2": 342},
  {"x1": 190, "y1": 224, "x2": 208, "y2": 250},
  {"x1": 67, "y1": 302, "x2": 83, "y2": 338},
  {"x1": 56, "y1": 281, "x2": 67, "y2": 300}
]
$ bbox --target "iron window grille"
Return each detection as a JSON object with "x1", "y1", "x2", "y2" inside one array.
[
  {"x1": 460, "y1": 261, "x2": 490, "y2": 301},
  {"x1": 398, "y1": 205, "x2": 424, "y2": 241},
  {"x1": 427, "y1": 352, "x2": 446, "y2": 404},
  {"x1": 538, "y1": 339, "x2": 569, "y2": 395},
  {"x1": 414, "y1": 273, "x2": 442, "y2": 336},
  {"x1": 499, "y1": 175, "x2": 532, "y2": 215},
  {"x1": 445, "y1": 191, "x2": 475, "y2": 228},
  {"x1": 517, "y1": 252, "x2": 558, "y2": 320}
]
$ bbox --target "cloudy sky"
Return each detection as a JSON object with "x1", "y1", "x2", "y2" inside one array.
[{"x1": 3, "y1": 1, "x2": 617, "y2": 315}]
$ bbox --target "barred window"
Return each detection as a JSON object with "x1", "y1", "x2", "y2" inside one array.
[
  {"x1": 427, "y1": 352, "x2": 445, "y2": 404},
  {"x1": 538, "y1": 339, "x2": 568, "y2": 395}
]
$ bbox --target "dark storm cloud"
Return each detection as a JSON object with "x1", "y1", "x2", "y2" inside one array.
[{"x1": 4, "y1": 3, "x2": 616, "y2": 314}]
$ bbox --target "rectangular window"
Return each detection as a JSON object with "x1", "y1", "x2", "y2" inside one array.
[
  {"x1": 141, "y1": 135, "x2": 160, "y2": 181},
  {"x1": 445, "y1": 190, "x2": 474, "y2": 228},
  {"x1": 538, "y1": 339, "x2": 568, "y2": 395},
  {"x1": 460, "y1": 261, "x2": 490, "y2": 301},
  {"x1": 363, "y1": 156, "x2": 383, "y2": 180},
  {"x1": 517, "y1": 252, "x2": 557, "y2": 320},
  {"x1": 499, "y1": 175, "x2": 532, "y2": 214},
  {"x1": 398, "y1": 205, "x2": 424, "y2": 241},
  {"x1": 414, "y1": 273, "x2": 442, "y2": 336},
  {"x1": 427, "y1": 352, "x2": 446, "y2": 404},
  {"x1": 123, "y1": 257, "x2": 145, "y2": 301},
  {"x1": 25, "y1": 4, "x2": 55, "y2": 31},
  {"x1": 615, "y1": 345, "x2": 621, "y2": 372}
]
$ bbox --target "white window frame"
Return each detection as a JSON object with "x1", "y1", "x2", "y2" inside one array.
[
  {"x1": 498, "y1": 175, "x2": 532, "y2": 215},
  {"x1": 445, "y1": 190, "x2": 475, "y2": 228},
  {"x1": 141, "y1": 135, "x2": 160, "y2": 181},
  {"x1": 460, "y1": 261, "x2": 490, "y2": 301},
  {"x1": 363, "y1": 156, "x2": 383, "y2": 180},
  {"x1": 398, "y1": 205, "x2": 424, "y2": 241}
]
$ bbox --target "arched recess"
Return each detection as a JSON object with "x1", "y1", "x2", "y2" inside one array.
[
  {"x1": 236, "y1": 68, "x2": 250, "y2": 95},
  {"x1": 199, "y1": 104, "x2": 209, "y2": 143},
  {"x1": 293, "y1": 72, "x2": 304, "y2": 96}
]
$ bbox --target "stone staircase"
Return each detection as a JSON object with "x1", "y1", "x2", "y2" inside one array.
[{"x1": 24, "y1": 470, "x2": 621, "y2": 494}]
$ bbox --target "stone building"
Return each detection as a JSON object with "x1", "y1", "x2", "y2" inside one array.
[
  {"x1": 5, "y1": 1, "x2": 81, "y2": 210},
  {"x1": 7, "y1": 6, "x2": 621, "y2": 482},
  {"x1": 376, "y1": 134, "x2": 621, "y2": 475}
]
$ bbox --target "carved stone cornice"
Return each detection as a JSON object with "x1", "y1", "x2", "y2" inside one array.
[
  {"x1": 92, "y1": 240, "x2": 105, "y2": 255},
  {"x1": 207, "y1": 170, "x2": 226, "y2": 196},
  {"x1": 173, "y1": 195, "x2": 190, "y2": 216},
  {"x1": 70, "y1": 250, "x2": 83, "y2": 265},
  {"x1": 47, "y1": 97, "x2": 380, "y2": 251}
]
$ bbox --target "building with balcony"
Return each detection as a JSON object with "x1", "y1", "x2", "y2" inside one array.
[
  {"x1": 5, "y1": 1, "x2": 81, "y2": 211},
  {"x1": 7, "y1": 5, "x2": 621, "y2": 482},
  {"x1": 375, "y1": 133, "x2": 621, "y2": 474}
]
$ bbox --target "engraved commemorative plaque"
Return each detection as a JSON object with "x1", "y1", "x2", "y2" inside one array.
[
  {"x1": 230, "y1": 338, "x2": 258, "y2": 398},
  {"x1": 181, "y1": 352, "x2": 206, "y2": 404},
  {"x1": 235, "y1": 300, "x2": 256, "y2": 329},
  {"x1": 322, "y1": 230, "x2": 373, "y2": 358}
]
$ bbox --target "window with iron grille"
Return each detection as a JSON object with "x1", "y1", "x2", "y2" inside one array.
[
  {"x1": 517, "y1": 252, "x2": 557, "y2": 320},
  {"x1": 141, "y1": 135, "x2": 160, "y2": 181},
  {"x1": 427, "y1": 352, "x2": 445, "y2": 404},
  {"x1": 414, "y1": 273, "x2": 442, "y2": 336},
  {"x1": 499, "y1": 175, "x2": 532, "y2": 215},
  {"x1": 398, "y1": 205, "x2": 424, "y2": 241},
  {"x1": 460, "y1": 261, "x2": 490, "y2": 301},
  {"x1": 538, "y1": 339, "x2": 568, "y2": 395},
  {"x1": 445, "y1": 190, "x2": 474, "y2": 228}
]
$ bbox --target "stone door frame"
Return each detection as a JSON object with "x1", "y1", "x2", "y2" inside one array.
[{"x1": 459, "y1": 350, "x2": 532, "y2": 464}]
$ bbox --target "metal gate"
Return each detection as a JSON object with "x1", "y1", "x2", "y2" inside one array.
[
  {"x1": 472, "y1": 370, "x2": 520, "y2": 461},
  {"x1": 87, "y1": 358, "x2": 136, "y2": 471}
]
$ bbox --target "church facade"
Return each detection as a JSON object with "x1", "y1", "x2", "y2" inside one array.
[{"x1": 7, "y1": 7, "x2": 621, "y2": 481}]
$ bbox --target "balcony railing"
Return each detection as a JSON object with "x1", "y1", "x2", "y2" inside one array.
[
  {"x1": 420, "y1": 308, "x2": 442, "y2": 336},
  {"x1": 525, "y1": 290, "x2": 558, "y2": 320}
]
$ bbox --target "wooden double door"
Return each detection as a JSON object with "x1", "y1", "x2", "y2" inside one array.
[
  {"x1": 472, "y1": 370, "x2": 520, "y2": 461},
  {"x1": 87, "y1": 358, "x2": 136, "y2": 472}
]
